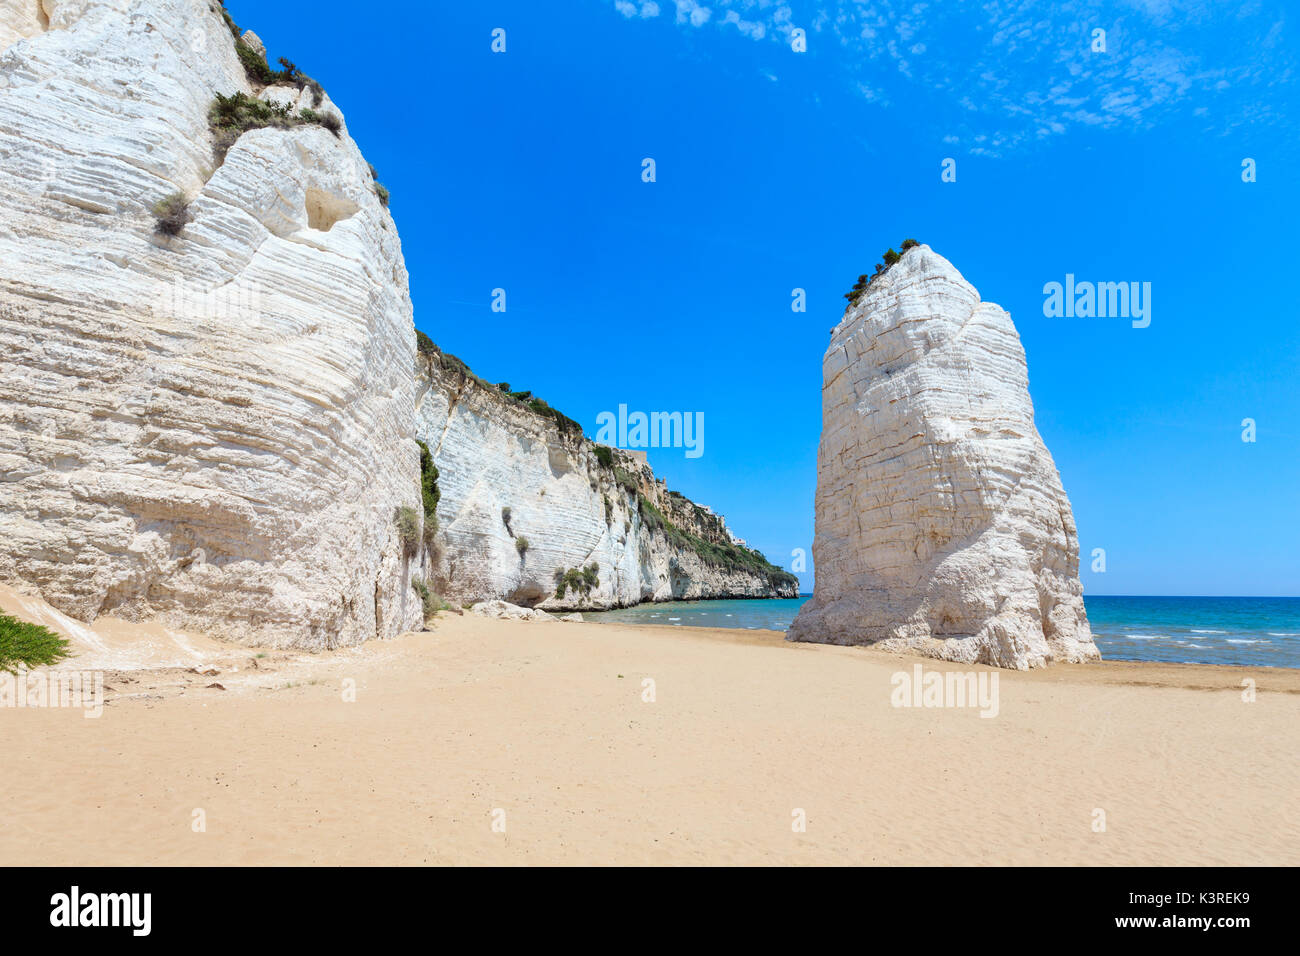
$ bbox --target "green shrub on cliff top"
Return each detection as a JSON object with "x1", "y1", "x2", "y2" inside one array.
[
  {"x1": 236, "y1": 40, "x2": 280, "y2": 85},
  {"x1": 207, "y1": 91, "x2": 341, "y2": 166},
  {"x1": 209, "y1": 8, "x2": 338, "y2": 164},
  {"x1": 419, "y1": 346, "x2": 583, "y2": 440},
  {"x1": 844, "y1": 239, "x2": 923, "y2": 309},
  {"x1": 230, "y1": 30, "x2": 318, "y2": 92},
  {"x1": 218, "y1": 2, "x2": 241, "y2": 39}
]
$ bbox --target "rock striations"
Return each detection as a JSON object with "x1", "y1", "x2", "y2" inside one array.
[
  {"x1": 415, "y1": 351, "x2": 799, "y2": 611},
  {"x1": 0, "y1": 1, "x2": 793, "y2": 649},
  {"x1": 788, "y1": 245, "x2": 1100, "y2": 669},
  {"x1": 0, "y1": 0, "x2": 421, "y2": 648}
]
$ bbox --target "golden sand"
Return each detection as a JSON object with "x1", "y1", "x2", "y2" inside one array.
[{"x1": 1, "y1": 606, "x2": 1296, "y2": 866}]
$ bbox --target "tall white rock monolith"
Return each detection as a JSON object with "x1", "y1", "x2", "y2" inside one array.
[{"x1": 788, "y1": 245, "x2": 1100, "y2": 669}]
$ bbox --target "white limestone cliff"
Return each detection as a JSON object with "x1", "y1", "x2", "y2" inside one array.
[
  {"x1": 0, "y1": 0, "x2": 794, "y2": 650},
  {"x1": 414, "y1": 353, "x2": 799, "y2": 611},
  {"x1": 788, "y1": 245, "x2": 1100, "y2": 669},
  {"x1": 0, "y1": 0, "x2": 422, "y2": 647}
]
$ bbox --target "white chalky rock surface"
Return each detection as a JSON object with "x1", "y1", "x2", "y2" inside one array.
[
  {"x1": 470, "y1": 600, "x2": 555, "y2": 622},
  {"x1": 0, "y1": 0, "x2": 794, "y2": 649},
  {"x1": 415, "y1": 357, "x2": 799, "y2": 611},
  {"x1": 788, "y1": 245, "x2": 1100, "y2": 669},
  {"x1": 239, "y1": 29, "x2": 265, "y2": 58},
  {"x1": 0, "y1": 0, "x2": 423, "y2": 647}
]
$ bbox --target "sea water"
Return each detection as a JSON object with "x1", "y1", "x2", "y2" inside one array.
[
  {"x1": 1083, "y1": 595, "x2": 1300, "y2": 668},
  {"x1": 581, "y1": 595, "x2": 1300, "y2": 669}
]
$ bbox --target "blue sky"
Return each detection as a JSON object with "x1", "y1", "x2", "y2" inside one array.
[{"x1": 226, "y1": 0, "x2": 1299, "y2": 596}]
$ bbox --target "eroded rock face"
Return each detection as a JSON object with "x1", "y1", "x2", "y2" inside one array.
[
  {"x1": 415, "y1": 356, "x2": 800, "y2": 611},
  {"x1": 788, "y1": 245, "x2": 1100, "y2": 669},
  {"x1": 0, "y1": 1, "x2": 58, "y2": 51},
  {"x1": 0, "y1": 0, "x2": 794, "y2": 649},
  {"x1": 0, "y1": 0, "x2": 423, "y2": 647}
]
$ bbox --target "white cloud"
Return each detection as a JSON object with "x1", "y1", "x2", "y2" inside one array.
[
  {"x1": 603, "y1": 0, "x2": 1295, "y2": 154},
  {"x1": 675, "y1": 0, "x2": 712, "y2": 27},
  {"x1": 721, "y1": 9, "x2": 765, "y2": 39},
  {"x1": 857, "y1": 82, "x2": 887, "y2": 104},
  {"x1": 615, "y1": 0, "x2": 661, "y2": 18}
]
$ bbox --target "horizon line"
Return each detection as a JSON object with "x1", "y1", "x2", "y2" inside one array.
[{"x1": 788, "y1": 593, "x2": 1300, "y2": 600}]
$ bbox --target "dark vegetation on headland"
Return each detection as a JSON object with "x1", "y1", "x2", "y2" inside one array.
[
  {"x1": 843, "y1": 238, "x2": 921, "y2": 309},
  {"x1": 0, "y1": 613, "x2": 71, "y2": 674},
  {"x1": 415, "y1": 331, "x2": 798, "y2": 594},
  {"x1": 638, "y1": 495, "x2": 799, "y2": 593},
  {"x1": 417, "y1": 329, "x2": 583, "y2": 438}
]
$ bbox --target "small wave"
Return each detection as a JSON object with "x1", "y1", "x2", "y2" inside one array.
[
  {"x1": 1184, "y1": 643, "x2": 1209, "y2": 649},
  {"x1": 1191, "y1": 629, "x2": 1226, "y2": 634},
  {"x1": 1124, "y1": 634, "x2": 1168, "y2": 641},
  {"x1": 668, "y1": 617, "x2": 681, "y2": 621},
  {"x1": 1227, "y1": 638, "x2": 1266, "y2": 644},
  {"x1": 1267, "y1": 632, "x2": 1299, "y2": 637}
]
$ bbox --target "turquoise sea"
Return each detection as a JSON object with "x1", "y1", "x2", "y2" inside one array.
[{"x1": 581, "y1": 595, "x2": 1300, "y2": 669}]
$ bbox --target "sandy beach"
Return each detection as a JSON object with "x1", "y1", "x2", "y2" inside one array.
[{"x1": 2, "y1": 601, "x2": 1297, "y2": 867}]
